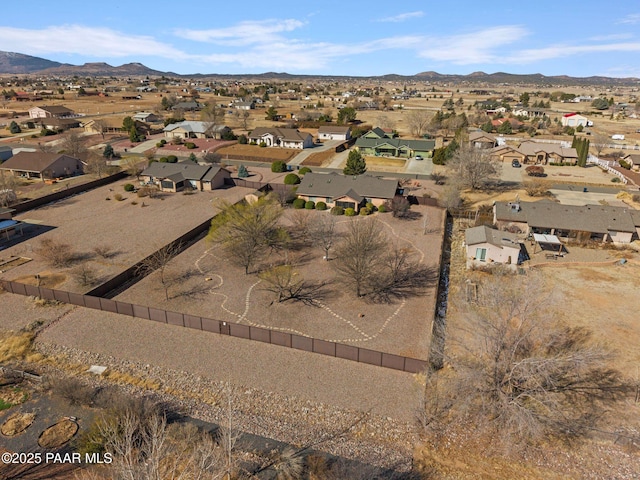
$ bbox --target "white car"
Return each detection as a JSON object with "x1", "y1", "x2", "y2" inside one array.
[{"x1": 415, "y1": 155, "x2": 424, "y2": 161}]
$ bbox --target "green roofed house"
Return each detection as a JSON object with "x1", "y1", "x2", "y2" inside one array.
[
  {"x1": 355, "y1": 136, "x2": 435, "y2": 159},
  {"x1": 296, "y1": 172, "x2": 399, "y2": 212}
]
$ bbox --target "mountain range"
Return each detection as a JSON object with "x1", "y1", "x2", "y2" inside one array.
[{"x1": 1, "y1": 50, "x2": 638, "y2": 86}]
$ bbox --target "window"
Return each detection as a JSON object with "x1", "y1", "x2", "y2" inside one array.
[{"x1": 475, "y1": 248, "x2": 487, "y2": 261}]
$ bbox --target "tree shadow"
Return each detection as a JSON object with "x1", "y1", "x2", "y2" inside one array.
[{"x1": 366, "y1": 265, "x2": 439, "y2": 304}]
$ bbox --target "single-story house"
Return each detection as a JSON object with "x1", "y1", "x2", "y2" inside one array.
[
  {"x1": 248, "y1": 128, "x2": 314, "y2": 149},
  {"x1": 0, "y1": 146, "x2": 13, "y2": 163},
  {"x1": 164, "y1": 121, "x2": 231, "y2": 139},
  {"x1": 493, "y1": 200, "x2": 640, "y2": 244},
  {"x1": 233, "y1": 100, "x2": 255, "y2": 110},
  {"x1": 561, "y1": 113, "x2": 589, "y2": 127},
  {"x1": 621, "y1": 153, "x2": 640, "y2": 171},
  {"x1": 140, "y1": 162, "x2": 230, "y2": 192},
  {"x1": 489, "y1": 145, "x2": 527, "y2": 164},
  {"x1": 469, "y1": 131, "x2": 498, "y2": 149},
  {"x1": 296, "y1": 172, "x2": 399, "y2": 212},
  {"x1": 133, "y1": 112, "x2": 161, "y2": 123},
  {"x1": 37, "y1": 117, "x2": 82, "y2": 131},
  {"x1": 355, "y1": 137, "x2": 435, "y2": 158},
  {"x1": 517, "y1": 141, "x2": 578, "y2": 165},
  {"x1": 318, "y1": 126, "x2": 351, "y2": 141},
  {"x1": 172, "y1": 101, "x2": 202, "y2": 111},
  {"x1": 491, "y1": 117, "x2": 524, "y2": 130},
  {"x1": 0, "y1": 152, "x2": 83, "y2": 180},
  {"x1": 28, "y1": 105, "x2": 76, "y2": 119},
  {"x1": 465, "y1": 225, "x2": 522, "y2": 268}
]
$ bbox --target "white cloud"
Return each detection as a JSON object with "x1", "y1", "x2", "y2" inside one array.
[
  {"x1": 0, "y1": 25, "x2": 187, "y2": 59},
  {"x1": 376, "y1": 11, "x2": 424, "y2": 23},
  {"x1": 174, "y1": 19, "x2": 305, "y2": 46},
  {"x1": 416, "y1": 26, "x2": 529, "y2": 64},
  {"x1": 589, "y1": 33, "x2": 634, "y2": 41},
  {"x1": 617, "y1": 13, "x2": 640, "y2": 24},
  {"x1": 508, "y1": 41, "x2": 640, "y2": 64}
]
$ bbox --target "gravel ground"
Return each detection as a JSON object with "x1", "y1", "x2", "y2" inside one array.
[
  {"x1": 0, "y1": 181, "x2": 254, "y2": 293},
  {"x1": 115, "y1": 206, "x2": 446, "y2": 358}
]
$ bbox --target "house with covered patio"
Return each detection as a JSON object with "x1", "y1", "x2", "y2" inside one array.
[
  {"x1": 493, "y1": 200, "x2": 640, "y2": 244},
  {"x1": 296, "y1": 172, "x2": 399, "y2": 212},
  {"x1": 354, "y1": 137, "x2": 435, "y2": 158}
]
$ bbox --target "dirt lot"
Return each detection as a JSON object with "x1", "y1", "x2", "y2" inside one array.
[
  {"x1": 115, "y1": 206, "x2": 445, "y2": 358},
  {"x1": 216, "y1": 143, "x2": 298, "y2": 162},
  {"x1": 0, "y1": 180, "x2": 254, "y2": 293}
]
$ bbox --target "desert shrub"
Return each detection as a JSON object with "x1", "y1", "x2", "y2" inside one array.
[
  {"x1": 344, "y1": 207, "x2": 356, "y2": 216},
  {"x1": 359, "y1": 208, "x2": 369, "y2": 215},
  {"x1": 298, "y1": 167, "x2": 311, "y2": 175},
  {"x1": 619, "y1": 159, "x2": 631, "y2": 170},
  {"x1": 71, "y1": 264, "x2": 99, "y2": 287},
  {"x1": 53, "y1": 377, "x2": 97, "y2": 406},
  {"x1": 611, "y1": 177, "x2": 621, "y2": 183},
  {"x1": 305, "y1": 200, "x2": 315, "y2": 209},
  {"x1": 185, "y1": 142, "x2": 196, "y2": 149},
  {"x1": 155, "y1": 142, "x2": 164, "y2": 148},
  {"x1": 123, "y1": 183, "x2": 135, "y2": 192},
  {"x1": 316, "y1": 201, "x2": 327, "y2": 210},
  {"x1": 271, "y1": 161, "x2": 287, "y2": 172},
  {"x1": 238, "y1": 134, "x2": 248, "y2": 144},
  {"x1": 158, "y1": 139, "x2": 166, "y2": 145},
  {"x1": 523, "y1": 180, "x2": 549, "y2": 197},
  {"x1": 167, "y1": 155, "x2": 178, "y2": 163},
  {"x1": 284, "y1": 173, "x2": 301, "y2": 185},
  {"x1": 113, "y1": 193, "x2": 123, "y2": 201},
  {"x1": 259, "y1": 141, "x2": 267, "y2": 148},
  {"x1": 378, "y1": 204, "x2": 387, "y2": 213},
  {"x1": 35, "y1": 238, "x2": 76, "y2": 267},
  {"x1": 632, "y1": 194, "x2": 640, "y2": 203},
  {"x1": 365, "y1": 202, "x2": 375, "y2": 212},
  {"x1": 137, "y1": 186, "x2": 158, "y2": 198},
  {"x1": 292, "y1": 198, "x2": 306, "y2": 209},
  {"x1": 331, "y1": 206, "x2": 344, "y2": 215},
  {"x1": 525, "y1": 165, "x2": 545, "y2": 177},
  {"x1": 171, "y1": 136, "x2": 183, "y2": 145},
  {"x1": 93, "y1": 245, "x2": 114, "y2": 259}
]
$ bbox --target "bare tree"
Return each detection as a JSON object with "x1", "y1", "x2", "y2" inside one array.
[
  {"x1": 91, "y1": 119, "x2": 108, "y2": 140},
  {"x1": 136, "y1": 243, "x2": 181, "y2": 300},
  {"x1": 406, "y1": 109, "x2": 432, "y2": 137},
  {"x1": 207, "y1": 197, "x2": 288, "y2": 274},
  {"x1": 424, "y1": 274, "x2": 632, "y2": 446},
  {"x1": 84, "y1": 151, "x2": 108, "y2": 178},
  {"x1": 202, "y1": 151, "x2": 222, "y2": 164},
  {"x1": 310, "y1": 215, "x2": 337, "y2": 260},
  {"x1": 0, "y1": 171, "x2": 18, "y2": 207},
  {"x1": 333, "y1": 218, "x2": 387, "y2": 297},
  {"x1": 447, "y1": 143, "x2": 501, "y2": 190},
  {"x1": 59, "y1": 130, "x2": 88, "y2": 159},
  {"x1": 71, "y1": 264, "x2": 99, "y2": 287},
  {"x1": 259, "y1": 264, "x2": 305, "y2": 303},
  {"x1": 289, "y1": 209, "x2": 312, "y2": 241},
  {"x1": 202, "y1": 103, "x2": 226, "y2": 139},
  {"x1": 122, "y1": 157, "x2": 144, "y2": 180},
  {"x1": 35, "y1": 238, "x2": 77, "y2": 267},
  {"x1": 592, "y1": 133, "x2": 608, "y2": 157},
  {"x1": 438, "y1": 182, "x2": 463, "y2": 210}
]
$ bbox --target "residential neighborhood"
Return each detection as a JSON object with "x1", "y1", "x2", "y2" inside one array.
[{"x1": 0, "y1": 48, "x2": 640, "y2": 480}]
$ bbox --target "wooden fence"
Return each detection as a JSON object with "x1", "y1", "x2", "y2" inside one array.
[{"x1": 0, "y1": 280, "x2": 428, "y2": 374}]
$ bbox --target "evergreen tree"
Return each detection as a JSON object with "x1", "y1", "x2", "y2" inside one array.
[
  {"x1": 8, "y1": 121, "x2": 21, "y2": 134},
  {"x1": 238, "y1": 164, "x2": 249, "y2": 178},
  {"x1": 343, "y1": 150, "x2": 367, "y2": 175},
  {"x1": 103, "y1": 144, "x2": 114, "y2": 159},
  {"x1": 188, "y1": 153, "x2": 197, "y2": 163}
]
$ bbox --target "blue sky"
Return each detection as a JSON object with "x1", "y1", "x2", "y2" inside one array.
[{"x1": 1, "y1": 1, "x2": 639, "y2": 77}]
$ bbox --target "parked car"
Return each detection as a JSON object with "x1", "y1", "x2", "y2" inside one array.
[
  {"x1": 511, "y1": 160, "x2": 521, "y2": 168},
  {"x1": 415, "y1": 155, "x2": 424, "y2": 161}
]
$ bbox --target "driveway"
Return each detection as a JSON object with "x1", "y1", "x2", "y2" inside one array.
[{"x1": 288, "y1": 140, "x2": 341, "y2": 166}]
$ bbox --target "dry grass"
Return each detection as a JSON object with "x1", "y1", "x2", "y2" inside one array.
[
  {"x1": 0, "y1": 331, "x2": 35, "y2": 363},
  {"x1": 13, "y1": 272, "x2": 67, "y2": 289},
  {"x1": 364, "y1": 156, "x2": 406, "y2": 168},
  {"x1": 217, "y1": 143, "x2": 298, "y2": 161},
  {"x1": 1, "y1": 411, "x2": 36, "y2": 437},
  {"x1": 38, "y1": 419, "x2": 79, "y2": 448},
  {"x1": 302, "y1": 149, "x2": 336, "y2": 166},
  {"x1": 103, "y1": 369, "x2": 162, "y2": 390}
]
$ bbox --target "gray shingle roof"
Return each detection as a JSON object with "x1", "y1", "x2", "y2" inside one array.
[
  {"x1": 249, "y1": 127, "x2": 311, "y2": 143},
  {"x1": 297, "y1": 172, "x2": 398, "y2": 200},
  {"x1": 495, "y1": 201, "x2": 637, "y2": 233},
  {"x1": 355, "y1": 137, "x2": 435, "y2": 152},
  {"x1": 465, "y1": 225, "x2": 520, "y2": 248},
  {"x1": 141, "y1": 162, "x2": 211, "y2": 182},
  {"x1": 0, "y1": 152, "x2": 78, "y2": 173}
]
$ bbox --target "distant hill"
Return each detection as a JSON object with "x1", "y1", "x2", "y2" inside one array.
[
  {"x1": 0, "y1": 51, "x2": 66, "y2": 73},
  {"x1": 0, "y1": 50, "x2": 638, "y2": 86}
]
